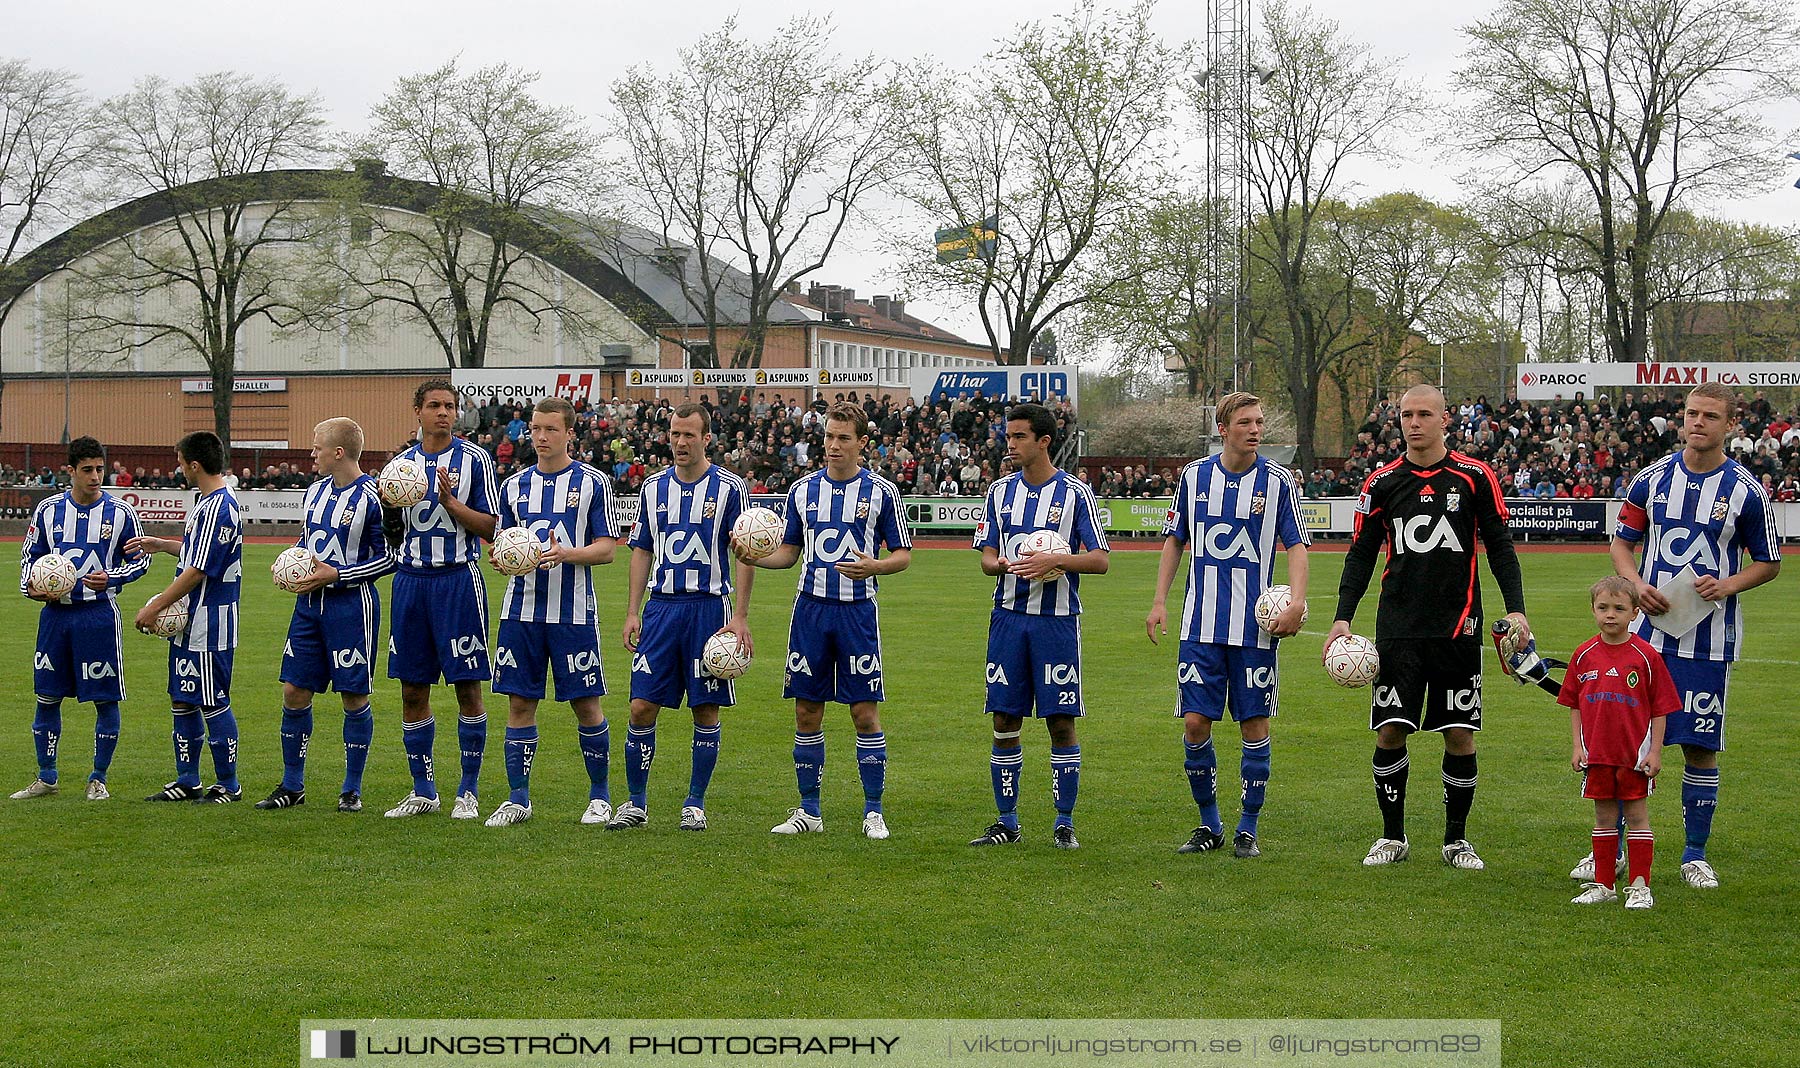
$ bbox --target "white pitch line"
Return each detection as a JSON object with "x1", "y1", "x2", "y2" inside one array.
[{"x1": 1290, "y1": 628, "x2": 1800, "y2": 667}]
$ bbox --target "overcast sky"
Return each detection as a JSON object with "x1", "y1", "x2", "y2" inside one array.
[{"x1": 13, "y1": 0, "x2": 1800, "y2": 340}]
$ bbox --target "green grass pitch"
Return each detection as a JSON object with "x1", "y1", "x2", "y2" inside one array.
[{"x1": 1, "y1": 544, "x2": 1797, "y2": 1066}]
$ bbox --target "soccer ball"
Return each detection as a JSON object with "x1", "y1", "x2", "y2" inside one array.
[
  {"x1": 378, "y1": 456, "x2": 429, "y2": 507},
  {"x1": 731, "y1": 507, "x2": 785, "y2": 561},
  {"x1": 271, "y1": 546, "x2": 317, "y2": 592},
  {"x1": 1323, "y1": 633, "x2": 1380, "y2": 688},
  {"x1": 700, "y1": 630, "x2": 752, "y2": 680},
  {"x1": 1018, "y1": 529, "x2": 1071, "y2": 579},
  {"x1": 28, "y1": 552, "x2": 79, "y2": 598},
  {"x1": 146, "y1": 600, "x2": 189, "y2": 640},
  {"x1": 490, "y1": 527, "x2": 543, "y2": 576},
  {"x1": 1254, "y1": 584, "x2": 1307, "y2": 635}
]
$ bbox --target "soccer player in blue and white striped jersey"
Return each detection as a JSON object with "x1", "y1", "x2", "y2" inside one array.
[
  {"x1": 970, "y1": 403, "x2": 1109, "y2": 850},
  {"x1": 1601, "y1": 382, "x2": 1780, "y2": 890},
  {"x1": 11, "y1": 437, "x2": 150, "y2": 802},
  {"x1": 485, "y1": 397, "x2": 620, "y2": 828},
  {"x1": 1146, "y1": 393, "x2": 1310, "y2": 858},
  {"x1": 610, "y1": 403, "x2": 756, "y2": 832},
  {"x1": 130, "y1": 431, "x2": 244, "y2": 803},
  {"x1": 734, "y1": 402, "x2": 911, "y2": 840},
  {"x1": 384, "y1": 379, "x2": 500, "y2": 821},
  {"x1": 255, "y1": 418, "x2": 395, "y2": 813}
]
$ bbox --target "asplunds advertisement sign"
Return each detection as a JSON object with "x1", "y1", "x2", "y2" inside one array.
[{"x1": 909, "y1": 366, "x2": 1077, "y2": 410}]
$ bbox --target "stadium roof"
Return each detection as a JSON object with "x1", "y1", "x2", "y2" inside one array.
[{"x1": 0, "y1": 164, "x2": 808, "y2": 335}]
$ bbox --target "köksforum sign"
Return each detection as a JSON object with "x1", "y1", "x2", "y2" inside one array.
[{"x1": 1515, "y1": 361, "x2": 1800, "y2": 401}]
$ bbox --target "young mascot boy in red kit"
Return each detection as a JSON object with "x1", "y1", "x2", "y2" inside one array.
[{"x1": 1559, "y1": 576, "x2": 1679, "y2": 909}]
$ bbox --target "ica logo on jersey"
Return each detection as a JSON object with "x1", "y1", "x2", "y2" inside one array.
[
  {"x1": 1043, "y1": 663, "x2": 1081, "y2": 686},
  {"x1": 1657, "y1": 527, "x2": 1722, "y2": 572},
  {"x1": 1394, "y1": 514, "x2": 1463, "y2": 553},
  {"x1": 662, "y1": 530, "x2": 715, "y2": 565},
  {"x1": 1201, "y1": 525, "x2": 1258, "y2": 561}
]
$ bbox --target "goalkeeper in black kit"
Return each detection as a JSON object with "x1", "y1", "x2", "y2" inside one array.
[{"x1": 1326, "y1": 385, "x2": 1532, "y2": 871}]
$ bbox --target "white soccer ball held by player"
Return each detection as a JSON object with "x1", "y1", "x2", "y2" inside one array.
[
  {"x1": 730, "y1": 507, "x2": 785, "y2": 561},
  {"x1": 28, "y1": 552, "x2": 80, "y2": 599},
  {"x1": 271, "y1": 546, "x2": 318, "y2": 593},
  {"x1": 1254, "y1": 584, "x2": 1308, "y2": 636},
  {"x1": 378, "y1": 456, "x2": 429, "y2": 508},
  {"x1": 1323, "y1": 633, "x2": 1379, "y2": 688},
  {"x1": 490, "y1": 526, "x2": 544, "y2": 576},
  {"x1": 700, "y1": 629, "x2": 752, "y2": 679},
  {"x1": 1012, "y1": 528, "x2": 1071, "y2": 581}
]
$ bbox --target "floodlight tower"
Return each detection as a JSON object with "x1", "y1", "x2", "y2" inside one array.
[{"x1": 1204, "y1": 0, "x2": 1253, "y2": 398}]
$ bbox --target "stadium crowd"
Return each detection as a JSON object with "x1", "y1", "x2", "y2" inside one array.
[
  {"x1": 1304, "y1": 388, "x2": 1800, "y2": 500},
  {"x1": 9, "y1": 383, "x2": 1800, "y2": 504},
  {"x1": 450, "y1": 389, "x2": 1079, "y2": 498}
]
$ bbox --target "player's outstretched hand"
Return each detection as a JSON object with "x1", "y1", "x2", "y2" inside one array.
[
  {"x1": 538, "y1": 530, "x2": 569, "y2": 569},
  {"x1": 80, "y1": 572, "x2": 110, "y2": 592},
  {"x1": 834, "y1": 550, "x2": 879, "y2": 581},
  {"x1": 124, "y1": 535, "x2": 176, "y2": 557},
  {"x1": 622, "y1": 614, "x2": 642, "y2": 652},
  {"x1": 1323, "y1": 620, "x2": 1350, "y2": 660},
  {"x1": 720, "y1": 616, "x2": 752, "y2": 658},
  {"x1": 290, "y1": 559, "x2": 338, "y2": 594},
  {"x1": 1145, "y1": 604, "x2": 1167, "y2": 644}
]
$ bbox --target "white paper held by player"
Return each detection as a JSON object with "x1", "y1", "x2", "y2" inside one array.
[{"x1": 1648, "y1": 566, "x2": 1714, "y2": 639}]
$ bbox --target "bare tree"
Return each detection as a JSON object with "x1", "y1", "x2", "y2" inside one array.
[
  {"x1": 1460, "y1": 0, "x2": 1800, "y2": 364},
  {"x1": 613, "y1": 16, "x2": 899, "y2": 368},
  {"x1": 67, "y1": 73, "x2": 327, "y2": 455},
  {"x1": 1244, "y1": 0, "x2": 1419, "y2": 471},
  {"x1": 327, "y1": 61, "x2": 610, "y2": 369},
  {"x1": 895, "y1": 0, "x2": 1183, "y2": 365},
  {"x1": 0, "y1": 59, "x2": 99, "y2": 433}
]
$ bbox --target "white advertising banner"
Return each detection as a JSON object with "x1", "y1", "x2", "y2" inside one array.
[
  {"x1": 1515, "y1": 361, "x2": 1800, "y2": 400},
  {"x1": 908, "y1": 365, "x2": 1078, "y2": 410},
  {"x1": 111, "y1": 488, "x2": 194, "y2": 524},
  {"x1": 180, "y1": 377, "x2": 287, "y2": 393},
  {"x1": 453, "y1": 368, "x2": 611, "y2": 407}
]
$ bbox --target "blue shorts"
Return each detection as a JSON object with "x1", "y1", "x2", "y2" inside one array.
[
  {"x1": 784, "y1": 594, "x2": 884, "y2": 705},
  {"x1": 387, "y1": 563, "x2": 491, "y2": 685},
  {"x1": 1176, "y1": 640, "x2": 1278, "y2": 721},
  {"x1": 495, "y1": 618, "x2": 608, "y2": 702},
  {"x1": 34, "y1": 600, "x2": 126, "y2": 703},
  {"x1": 630, "y1": 594, "x2": 735, "y2": 710},
  {"x1": 985, "y1": 608, "x2": 1084, "y2": 718},
  {"x1": 1662, "y1": 655, "x2": 1730, "y2": 751},
  {"x1": 169, "y1": 646, "x2": 233, "y2": 707},
  {"x1": 282, "y1": 585, "x2": 380, "y2": 695}
]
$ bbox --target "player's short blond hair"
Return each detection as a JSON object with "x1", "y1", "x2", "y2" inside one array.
[
  {"x1": 1216, "y1": 392, "x2": 1262, "y2": 428},
  {"x1": 314, "y1": 417, "x2": 364, "y2": 459},
  {"x1": 1687, "y1": 381, "x2": 1734, "y2": 411},
  {"x1": 534, "y1": 396, "x2": 576, "y2": 430},
  {"x1": 1590, "y1": 574, "x2": 1638, "y2": 606}
]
